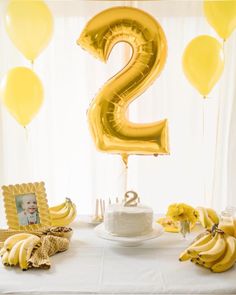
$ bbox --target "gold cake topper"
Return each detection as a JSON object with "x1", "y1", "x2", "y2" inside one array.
[{"x1": 124, "y1": 191, "x2": 139, "y2": 207}]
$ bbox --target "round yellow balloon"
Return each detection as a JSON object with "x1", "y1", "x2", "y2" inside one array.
[
  {"x1": 204, "y1": 0, "x2": 236, "y2": 41},
  {"x1": 78, "y1": 7, "x2": 169, "y2": 161},
  {"x1": 0, "y1": 67, "x2": 44, "y2": 127},
  {"x1": 182, "y1": 35, "x2": 224, "y2": 97},
  {"x1": 5, "y1": 0, "x2": 54, "y2": 62}
]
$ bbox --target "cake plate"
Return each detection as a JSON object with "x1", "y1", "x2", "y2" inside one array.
[{"x1": 94, "y1": 223, "x2": 164, "y2": 247}]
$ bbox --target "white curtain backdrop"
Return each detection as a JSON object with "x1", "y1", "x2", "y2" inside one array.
[{"x1": 0, "y1": 0, "x2": 236, "y2": 219}]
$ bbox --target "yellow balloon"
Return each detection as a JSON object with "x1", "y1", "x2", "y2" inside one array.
[
  {"x1": 182, "y1": 35, "x2": 224, "y2": 97},
  {"x1": 204, "y1": 0, "x2": 236, "y2": 41},
  {"x1": 78, "y1": 7, "x2": 169, "y2": 163},
  {"x1": 5, "y1": 0, "x2": 53, "y2": 62},
  {"x1": 0, "y1": 67, "x2": 44, "y2": 127}
]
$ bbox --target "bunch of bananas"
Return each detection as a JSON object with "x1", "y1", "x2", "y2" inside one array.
[
  {"x1": 0, "y1": 233, "x2": 41, "y2": 270},
  {"x1": 49, "y1": 198, "x2": 77, "y2": 226},
  {"x1": 196, "y1": 207, "x2": 219, "y2": 230},
  {"x1": 179, "y1": 229, "x2": 236, "y2": 272}
]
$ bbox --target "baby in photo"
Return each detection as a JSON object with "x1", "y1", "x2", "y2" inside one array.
[{"x1": 17, "y1": 194, "x2": 40, "y2": 226}]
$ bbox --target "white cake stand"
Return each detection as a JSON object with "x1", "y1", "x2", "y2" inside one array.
[{"x1": 94, "y1": 223, "x2": 164, "y2": 247}]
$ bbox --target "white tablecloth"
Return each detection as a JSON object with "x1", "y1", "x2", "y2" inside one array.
[{"x1": 0, "y1": 220, "x2": 236, "y2": 295}]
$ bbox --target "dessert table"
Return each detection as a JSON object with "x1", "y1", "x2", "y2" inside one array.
[{"x1": 0, "y1": 219, "x2": 236, "y2": 295}]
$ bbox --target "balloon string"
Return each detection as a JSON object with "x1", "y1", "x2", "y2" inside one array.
[
  {"x1": 25, "y1": 125, "x2": 35, "y2": 182},
  {"x1": 24, "y1": 126, "x2": 29, "y2": 142},
  {"x1": 211, "y1": 38, "x2": 225, "y2": 205},
  {"x1": 202, "y1": 99, "x2": 205, "y2": 139},
  {"x1": 116, "y1": 155, "x2": 128, "y2": 194},
  {"x1": 222, "y1": 40, "x2": 226, "y2": 62},
  {"x1": 124, "y1": 163, "x2": 128, "y2": 193},
  {"x1": 121, "y1": 154, "x2": 128, "y2": 192},
  {"x1": 212, "y1": 96, "x2": 221, "y2": 207},
  {"x1": 202, "y1": 99, "x2": 207, "y2": 205}
]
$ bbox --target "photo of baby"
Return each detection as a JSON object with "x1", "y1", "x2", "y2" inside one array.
[{"x1": 15, "y1": 193, "x2": 40, "y2": 226}]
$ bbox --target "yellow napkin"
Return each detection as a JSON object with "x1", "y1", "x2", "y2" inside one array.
[{"x1": 28, "y1": 235, "x2": 69, "y2": 269}]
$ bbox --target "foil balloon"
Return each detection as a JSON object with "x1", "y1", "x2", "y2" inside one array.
[
  {"x1": 5, "y1": 0, "x2": 53, "y2": 62},
  {"x1": 78, "y1": 7, "x2": 169, "y2": 164},
  {"x1": 182, "y1": 35, "x2": 224, "y2": 97},
  {"x1": 204, "y1": 0, "x2": 236, "y2": 41},
  {"x1": 0, "y1": 67, "x2": 44, "y2": 127}
]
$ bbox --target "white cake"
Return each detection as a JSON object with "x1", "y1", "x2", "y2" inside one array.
[{"x1": 104, "y1": 203, "x2": 153, "y2": 237}]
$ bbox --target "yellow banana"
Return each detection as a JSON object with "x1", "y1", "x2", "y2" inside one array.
[
  {"x1": 196, "y1": 207, "x2": 214, "y2": 230},
  {"x1": 0, "y1": 247, "x2": 7, "y2": 257},
  {"x1": 190, "y1": 258, "x2": 199, "y2": 264},
  {"x1": 8, "y1": 240, "x2": 24, "y2": 266},
  {"x1": 19, "y1": 235, "x2": 41, "y2": 271},
  {"x1": 192, "y1": 257, "x2": 216, "y2": 269},
  {"x1": 219, "y1": 220, "x2": 235, "y2": 237},
  {"x1": 196, "y1": 207, "x2": 207, "y2": 228},
  {"x1": 199, "y1": 233, "x2": 226, "y2": 262},
  {"x1": 51, "y1": 203, "x2": 77, "y2": 226},
  {"x1": 179, "y1": 250, "x2": 191, "y2": 261},
  {"x1": 189, "y1": 232, "x2": 212, "y2": 247},
  {"x1": 206, "y1": 208, "x2": 219, "y2": 225},
  {"x1": 190, "y1": 258, "x2": 208, "y2": 269},
  {"x1": 191, "y1": 257, "x2": 205, "y2": 266},
  {"x1": 4, "y1": 233, "x2": 33, "y2": 251},
  {"x1": 201, "y1": 259, "x2": 219, "y2": 269},
  {"x1": 211, "y1": 235, "x2": 236, "y2": 273},
  {"x1": 179, "y1": 232, "x2": 212, "y2": 261},
  {"x1": 1, "y1": 251, "x2": 10, "y2": 266},
  {"x1": 50, "y1": 201, "x2": 72, "y2": 220},
  {"x1": 49, "y1": 198, "x2": 71, "y2": 212},
  {"x1": 67, "y1": 203, "x2": 77, "y2": 224},
  {"x1": 188, "y1": 232, "x2": 218, "y2": 257}
]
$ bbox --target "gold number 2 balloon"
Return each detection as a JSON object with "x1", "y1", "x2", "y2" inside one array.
[{"x1": 78, "y1": 7, "x2": 169, "y2": 164}]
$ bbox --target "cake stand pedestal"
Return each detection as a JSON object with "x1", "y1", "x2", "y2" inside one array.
[{"x1": 94, "y1": 223, "x2": 164, "y2": 247}]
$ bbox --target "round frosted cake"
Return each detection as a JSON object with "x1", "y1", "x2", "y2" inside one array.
[{"x1": 104, "y1": 203, "x2": 153, "y2": 237}]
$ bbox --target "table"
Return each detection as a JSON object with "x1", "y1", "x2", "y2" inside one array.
[{"x1": 0, "y1": 220, "x2": 236, "y2": 295}]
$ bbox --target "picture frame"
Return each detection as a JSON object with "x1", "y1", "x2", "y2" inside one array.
[{"x1": 1, "y1": 181, "x2": 51, "y2": 230}]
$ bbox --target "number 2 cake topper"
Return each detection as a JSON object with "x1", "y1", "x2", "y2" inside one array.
[{"x1": 124, "y1": 191, "x2": 139, "y2": 207}]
